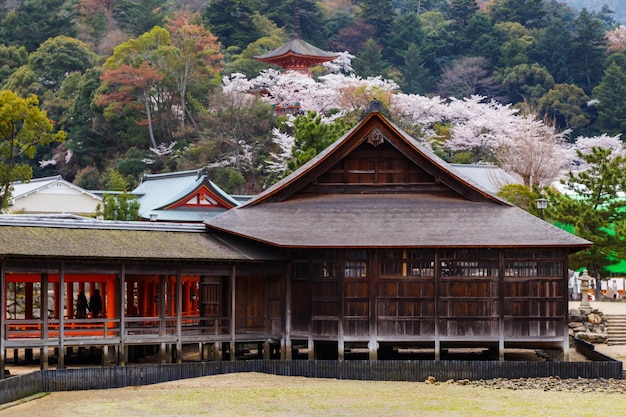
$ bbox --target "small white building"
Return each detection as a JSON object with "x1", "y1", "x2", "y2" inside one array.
[{"x1": 9, "y1": 176, "x2": 102, "y2": 216}]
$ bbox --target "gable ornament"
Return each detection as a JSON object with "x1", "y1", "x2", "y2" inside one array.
[{"x1": 366, "y1": 128, "x2": 387, "y2": 147}]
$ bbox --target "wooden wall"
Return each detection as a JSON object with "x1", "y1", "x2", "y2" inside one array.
[{"x1": 290, "y1": 248, "x2": 567, "y2": 346}]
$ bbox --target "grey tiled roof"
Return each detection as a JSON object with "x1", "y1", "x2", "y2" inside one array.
[
  {"x1": 207, "y1": 193, "x2": 589, "y2": 248},
  {"x1": 0, "y1": 215, "x2": 282, "y2": 261}
]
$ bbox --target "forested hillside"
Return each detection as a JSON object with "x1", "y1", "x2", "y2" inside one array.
[{"x1": 0, "y1": 0, "x2": 625, "y2": 199}]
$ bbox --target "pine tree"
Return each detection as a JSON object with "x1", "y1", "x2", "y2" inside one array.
[
  {"x1": 400, "y1": 43, "x2": 435, "y2": 94},
  {"x1": 352, "y1": 39, "x2": 389, "y2": 78},
  {"x1": 591, "y1": 62, "x2": 626, "y2": 136}
]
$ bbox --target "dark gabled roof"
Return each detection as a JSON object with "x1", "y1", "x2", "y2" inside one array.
[
  {"x1": 205, "y1": 112, "x2": 591, "y2": 250},
  {"x1": 255, "y1": 38, "x2": 337, "y2": 61},
  {"x1": 242, "y1": 112, "x2": 508, "y2": 206},
  {"x1": 0, "y1": 215, "x2": 283, "y2": 261}
]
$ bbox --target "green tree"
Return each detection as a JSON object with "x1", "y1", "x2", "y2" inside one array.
[
  {"x1": 112, "y1": 0, "x2": 166, "y2": 37},
  {"x1": 546, "y1": 147, "x2": 626, "y2": 296},
  {"x1": 358, "y1": 0, "x2": 395, "y2": 44},
  {"x1": 96, "y1": 192, "x2": 141, "y2": 220},
  {"x1": 495, "y1": 63, "x2": 555, "y2": 105},
  {"x1": 448, "y1": 0, "x2": 478, "y2": 26},
  {"x1": 203, "y1": 0, "x2": 261, "y2": 50},
  {"x1": 258, "y1": 0, "x2": 327, "y2": 47},
  {"x1": 487, "y1": 0, "x2": 546, "y2": 29},
  {"x1": 0, "y1": 91, "x2": 66, "y2": 210},
  {"x1": 287, "y1": 111, "x2": 352, "y2": 172},
  {"x1": 497, "y1": 183, "x2": 542, "y2": 214},
  {"x1": 103, "y1": 168, "x2": 129, "y2": 191},
  {"x1": 0, "y1": 45, "x2": 28, "y2": 86},
  {"x1": 197, "y1": 91, "x2": 275, "y2": 192},
  {"x1": 591, "y1": 61, "x2": 626, "y2": 136},
  {"x1": 29, "y1": 36, "x2": 97, "y2": 91},
  {"x1": 531, "y1": 20, "x2": 574, "y2": 84},
  {"x1": 463, "y1": 14, "x2": 500, "y2": 65},
  {"x1": 65, "y1": 68, "x2": 113, "y2": 169},
  {"x1": 165, "y1": 12, "x2": 224, "y2": 132},
  {"x1": 2, "y1": 67, "x2": 42, "y2": 98},
  {"x1": 570, "y1": 8, "x2": 607, "y2": 92},
  {"x1": 385, "y1": 12, "x2": 424, "y2": 68},
  {"x1": 538, "y1": 83, "x2": 590, "y2": 133},
  {"x1": 400, "y1": 43, "x2": 435, "y2": 94},
  {"x1": 0, "y1": 0, "x2": 77, "y2": 52},
  {"x1": 98, "y1": 26, "x2": 173, "y2": 149},
  {"x1": 352, "y1": 39, "x2": 390, "y2": 78}
]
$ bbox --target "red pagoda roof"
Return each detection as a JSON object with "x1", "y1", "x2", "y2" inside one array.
[{"x1": 255, "y1": 38, "x2": 337, "y2": 72}]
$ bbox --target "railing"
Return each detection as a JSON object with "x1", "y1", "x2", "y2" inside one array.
[
  {"x1": 3, "y1": 316, "x2": 245, "y2": 345},
  {"x1": 4, "y1": 318, "x2": 120, "y2": 340},
  {"x1": 123, "y1": 316, "x2": 229, "y2": 338}
]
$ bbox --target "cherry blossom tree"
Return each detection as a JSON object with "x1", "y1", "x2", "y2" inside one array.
[
  {"x1": 494, "y1": 112, "x2": 570, "y2": 187},
  {"x1": 607, "y1": 25, "x2": 626, "y2": 51},
  {"x1": 223, "y1": 54, "x2": 622, "y2": 189}
]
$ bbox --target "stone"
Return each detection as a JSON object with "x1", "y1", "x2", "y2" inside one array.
[{"x1": 587, "y1": 313, "x2": 603, "y2": 324}]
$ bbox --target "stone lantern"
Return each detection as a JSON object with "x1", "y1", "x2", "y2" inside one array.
[{"x1": 578, "y1": 269, "x2": 592, "y2": 307}]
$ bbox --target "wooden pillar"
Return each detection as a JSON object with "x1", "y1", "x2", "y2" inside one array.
[
  {"x1": 369, "y1": 250, "x2": 378, "y2": 360},
  {"x1": 106, "y1": 278, "x2": 116, "y2": 320},
  {"x1": 562, "y1": 250, "x2": 570, "y2": 361},
  {"x1": 58, "y1": 263, "x2": 66, "y2": 369},
  {"x1": 183, "y1": 281, "x2": 191, "y2": 315},
  {"x1": 66, "y1": 281, "x2": 74, "y2": 319},
  {"x1": 119, "y1": 265, "x2": 126, "y2": 366},
  {"x1": 434, "y1": 250, "x2": 441, "y2": 361},
  {"x1": 498, "y1": 249, "x2": 505, "y2": 361},
  {"x1": 41, "y1": 273, "x2": 49, "y2": 370},
  {"x1": 169, "y1": 276, "x2": 176, "y2": 317},
  {"x1": 0, "y1": 260, "x2": 6, "y2": 379},
  {"x1": 25, "y1": 282, "x2": 33, "y2": 320},
  {"x1": 53, "y1": 282, "x2": 59, "y2": 318},
  {"x1": 263, "y1": 341, "x2": 270, "y2": 360},
  {"x1": 283, "y1": 263, "x2": 292, "y2": 360},
  {"x1": 137, "y1": 280, "x2": 145, "y2": 316},
  {"x1": 338, "y1": 259, "x2": 345, "y2": 361},
  {"x1": 176, "y1": 267, "x2": 182, "y2": 363},
  {"x1": 125, "y1": 280, "x2": 134, "y2": 317},
  {"x1": 158, "y1": 275, "x2": 166, "y2": 364},
  {"x1": 230, "y1": 265, "x2": 236, "y2": 361}
]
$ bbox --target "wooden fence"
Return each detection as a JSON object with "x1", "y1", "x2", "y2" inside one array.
[{"x1": 1, "y1": 359, "x2": 622, "y2": 406}]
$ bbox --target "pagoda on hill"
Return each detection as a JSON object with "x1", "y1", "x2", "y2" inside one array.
[
  {"x1": 254, "y1": 0, "x2": 336, "y2": 73},
  {"x1": 254, "y1": 37, "x2": 337, "y2": 73}
]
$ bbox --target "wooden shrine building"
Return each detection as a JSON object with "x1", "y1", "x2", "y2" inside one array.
[{"x1": 0, "y1": 112, "x2": 590, "y2": 375}]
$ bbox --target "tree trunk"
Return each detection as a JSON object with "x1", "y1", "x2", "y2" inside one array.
[{"x1": 144, "y1": 94, "x2": 158, "y2": 149}]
